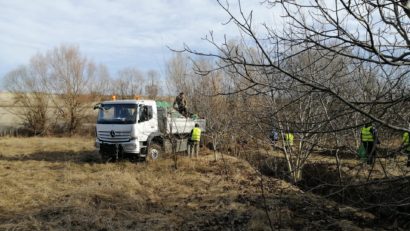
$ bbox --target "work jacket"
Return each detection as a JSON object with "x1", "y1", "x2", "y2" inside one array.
[
  {"x1": 361, "y1": 126, "x2": 374, "y2": 142},
  {"x1": 285, "y1": 133, "x2": 294, "y2": 146},
  {"x1": 191, "y1": 127, "x2": 201, "y2": 142}
]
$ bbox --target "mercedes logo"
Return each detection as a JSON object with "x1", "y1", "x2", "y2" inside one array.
[{"x1": 110, "y1": 130, "x2": 116, "y2": 137}]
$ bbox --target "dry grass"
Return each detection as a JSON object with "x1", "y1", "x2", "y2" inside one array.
[{"x1": 0, "y1": 137, "x2": 382, "y2": 230}]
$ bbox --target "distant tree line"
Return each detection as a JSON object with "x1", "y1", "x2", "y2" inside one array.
[{"x1": 3, "y1": 44, "x2": 162, "y2": 135}]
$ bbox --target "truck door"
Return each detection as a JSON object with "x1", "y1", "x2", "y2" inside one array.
[{"x1": 138, "y1": 104, "x2": 158, "y2": 139}]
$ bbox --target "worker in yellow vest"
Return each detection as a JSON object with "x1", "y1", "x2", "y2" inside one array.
[
  {"x1": 402, "y1": 131, "x2": 410, "y2": 167},
  {"x1": 188, "y1": 123, "x2": 201, "y2": 158},
  {"x1": 284, "y1": 132, "x2": 294, "y2": 151},
  {"x1": 361, "y1": 122, "x2": 379, "y2": 165}
]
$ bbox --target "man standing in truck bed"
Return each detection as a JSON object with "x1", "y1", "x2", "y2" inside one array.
[{"x1": 173, "y1": 92, "x2": 188, "y2": 116}]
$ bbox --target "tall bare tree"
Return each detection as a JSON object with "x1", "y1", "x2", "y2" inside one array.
[
  {"x1": 46, "y1": 45, "x2": 96, "y2": 135},
  {"x1": 114, "y1": 67, "x2": 144, "y2": 99},
  {"x1": 166, "y1": 53, "x2": 193, "y2": 96},
  {"x1": 89, "y1": 64, "x2": 112, "y2": 101},
  {"x1": 145, "y1": 70, "x2": 160, "y2": 99}
]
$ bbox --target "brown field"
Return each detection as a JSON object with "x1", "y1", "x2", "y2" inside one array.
[
  {"x1": 0, "y1": 137, "x2": 406, "y2": 230},
  {"x1": 0, "y1": 93, "x2": 22, "y2": 129}
]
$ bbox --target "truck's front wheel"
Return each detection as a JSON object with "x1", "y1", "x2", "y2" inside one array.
[{"x1": 147, "y1": 143, "x2": 162, "y2": 161}]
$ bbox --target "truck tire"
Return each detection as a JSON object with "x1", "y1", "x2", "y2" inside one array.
[{"x1": 147, "y1": 143, "x2": 162, "y2": 161}]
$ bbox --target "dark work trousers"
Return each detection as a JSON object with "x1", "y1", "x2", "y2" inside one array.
[
  {"x1": 178, "y1": 105, "x2": 188, "y2": 117},
  {"x1": 363, "y1": 141, "x2": 376, "y2": 165}
]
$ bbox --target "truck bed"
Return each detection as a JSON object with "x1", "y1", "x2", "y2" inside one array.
[
  {"x1": 167, "y1": 117, "x2": 206, "y2": 134},
  {"x1": 157, "y1": 107, "x2": 206, "y2": 134}
]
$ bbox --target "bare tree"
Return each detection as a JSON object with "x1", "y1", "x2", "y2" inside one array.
[
  {"x1": 46, "y1": 45, "x2": 97, "y2": 135},
  {"x1": 3, "y1": 54, "x2": 50, "y2": 135},
  {"x1": 89, "y1": 64, "x2": 112, "y2": 101},
  {"x1": 166, "y1": 53, "x2": 193, "y2": 96},
  {"x1": 114, "y1": 67, "x2": 144, "y2": 99},
  {"x1": 194, "y1": 62, "x2": 234, "y2": 160},
  {"x1": 145, "y1": 70, "x2": 160, "y2": 99}
]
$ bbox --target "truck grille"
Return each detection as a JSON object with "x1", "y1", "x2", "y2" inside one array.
[{"x1": 98, "y1": 130, "x2": 131, "y2": 142}]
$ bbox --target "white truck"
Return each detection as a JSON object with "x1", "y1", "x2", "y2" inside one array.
[{"x1": 94, "y1": 99, "x2": 205, "y2": 162}]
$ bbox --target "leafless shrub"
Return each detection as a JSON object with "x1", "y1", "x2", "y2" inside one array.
[{"x1": 4, "y1": 55, "x2": 50, "y2": 135}]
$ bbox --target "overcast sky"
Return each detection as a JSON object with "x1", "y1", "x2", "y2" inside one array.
[{"x1": 0, "y1": 0, "x2": 276, "y2": 88}]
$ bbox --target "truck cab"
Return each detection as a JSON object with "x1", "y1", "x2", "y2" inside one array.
[{"x1": 95, "y1": 99, "x2": 159, "y2": 161}]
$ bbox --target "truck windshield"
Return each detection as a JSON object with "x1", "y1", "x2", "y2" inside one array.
[{"x1": 97, "y1": 104, "x2": 138, "y2": 124}]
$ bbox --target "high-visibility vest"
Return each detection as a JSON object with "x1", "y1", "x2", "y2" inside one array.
[
  {"x1": 361, "y1": 126, "x2": 374, "y2": 142},
  {"x1": 191, "y1": 127, "x2": 201, "y2": 141},
  {"x1": 403, "y1": 132, "x2": 410, "y2": 151},
  {"x1": 285, "y1": 133, "x2": 294, "y2": 146}
]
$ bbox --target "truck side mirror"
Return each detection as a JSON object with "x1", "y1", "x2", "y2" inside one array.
[{"x1": 93, "y1": 103, "x2": 102, "y2": 110}]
